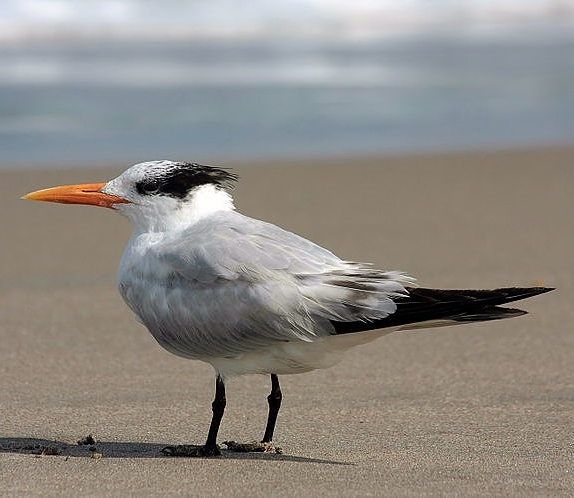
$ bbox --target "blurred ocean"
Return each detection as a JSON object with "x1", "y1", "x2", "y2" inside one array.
[{"x1": 1, "y1": 3, "x2": 574, "y2": 169}]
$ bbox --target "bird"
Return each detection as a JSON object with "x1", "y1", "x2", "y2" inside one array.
[{"x1": 23, "y1": 160, "x2": 553, "y2": 457}]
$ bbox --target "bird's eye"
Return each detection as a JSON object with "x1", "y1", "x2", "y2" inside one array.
[{"x1": 137, "y1": 179, "x2": 161, "y2": 195}]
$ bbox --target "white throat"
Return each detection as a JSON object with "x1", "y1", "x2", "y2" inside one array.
[{"x1": 121, "y1": 183, "x2": 235, "y2": 234}]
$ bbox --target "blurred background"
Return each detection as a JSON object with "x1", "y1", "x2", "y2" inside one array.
[{"x1": 1, "y1": 0, "x2": 574, "y2": 169}]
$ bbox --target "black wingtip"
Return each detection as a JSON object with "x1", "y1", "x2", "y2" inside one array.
[
  {"x1": 533, "y1": 287, "x2": 555, "y2": 294},
  {"x1": 515, "y1": 286, "x2": 554, "y2": 294},
  {"x1": 453, "y1": 306, "x2": 528, "y2": 322},
  {"x1": 331, "y1": 285, "x2": 554, "y2": 335},
  {"x1": 494, "y1": 286, "x2": 555, "y2": 303}
]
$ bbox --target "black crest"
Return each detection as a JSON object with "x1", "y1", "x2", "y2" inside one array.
[{"x1": 136, "y1": 162, "x2": 238, "y2": 199}]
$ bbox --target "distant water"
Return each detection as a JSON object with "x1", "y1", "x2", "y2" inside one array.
[{"x1": 1, "y1": 27, "x2": 574, "y2": 169}]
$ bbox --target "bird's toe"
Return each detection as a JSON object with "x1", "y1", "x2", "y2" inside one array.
[
  {"x1": 223, "y1": 440, "x2": 283, "y2": 454},
  {"x1": 161, "y1": 444, "x2": 221, "y2": 457}
]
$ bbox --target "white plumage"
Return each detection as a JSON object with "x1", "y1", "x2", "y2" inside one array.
[
  {"x1": 105, "y1": 168, "x2": 414, "y2": 376},
  {"x1": 23, "y1": 160, "x2": 552, "y2": 456}
]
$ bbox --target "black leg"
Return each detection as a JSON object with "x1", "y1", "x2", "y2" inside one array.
[
  {"x1": 205, "y1": 375, "x2": 226, "y2": 452},
  {"x1": 262, "y1": 374, "x2": 282, "y2": 443},
  {"x1": 162, "y1": 374, "x2": 226, "y2": 457},
  {"x1": 222, "y1": 374, "x2": 284, "y2": 453}
]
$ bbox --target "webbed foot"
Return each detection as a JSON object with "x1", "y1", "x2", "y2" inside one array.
[
  {"x1": 161, "y1": 444, "x2": 221, "y2": 457},
  {"x1": 223, "y1": 440, "x2": 283, "y2": 454}
]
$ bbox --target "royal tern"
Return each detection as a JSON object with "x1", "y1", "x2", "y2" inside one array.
[{"x1": 24, "y1": 160, "x2": 553, "y2": 457}]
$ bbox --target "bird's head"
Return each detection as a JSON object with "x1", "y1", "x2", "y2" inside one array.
[{"x1": 23, "y1": 160, "x2": 238, "y2": 232}]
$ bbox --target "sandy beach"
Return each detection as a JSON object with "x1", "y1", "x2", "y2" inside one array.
[{"x1": 1, "y1": 147, "x2": 572, "y2": 496}]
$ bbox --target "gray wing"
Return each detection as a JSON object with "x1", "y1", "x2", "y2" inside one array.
[
  {"x1": 152, "y1": 211, "x2": 414, "y2": 357},
  {"x1": 162, "y1": 211, "x2": 343, "y2": 280}
]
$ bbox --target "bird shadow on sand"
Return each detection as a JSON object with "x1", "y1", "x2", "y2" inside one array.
[{"x1": 0, "y1": 437, "x2": 349, "y2": 465}]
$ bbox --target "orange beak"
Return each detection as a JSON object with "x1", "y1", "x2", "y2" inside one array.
[{"x1": 22, "y1": 183, "x2": 130, "y2": 209}]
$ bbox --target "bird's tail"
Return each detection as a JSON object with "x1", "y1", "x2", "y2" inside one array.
[{"x1": 331, "y1": 286, "x2": 554, "y2": 334}]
